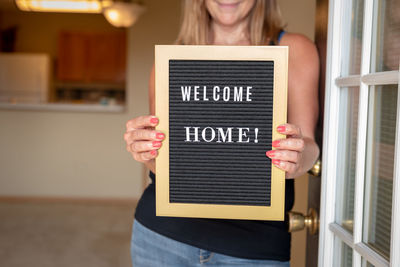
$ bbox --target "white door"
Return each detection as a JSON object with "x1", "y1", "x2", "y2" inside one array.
[{"x1": 318, "y1": 0, "x2": 400, "y2": 266}]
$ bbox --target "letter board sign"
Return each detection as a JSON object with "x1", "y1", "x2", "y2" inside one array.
[{"x1": 155, "y1": 45, "x2": 288, "y2": 221}]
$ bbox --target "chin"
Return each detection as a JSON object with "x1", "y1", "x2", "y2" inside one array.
[
  {"x1": 215, "y1": 15, "x2": 243, "y2": 26},
  {"x1": 206, "y1": 0, "x2": 255, "y2": 27}
]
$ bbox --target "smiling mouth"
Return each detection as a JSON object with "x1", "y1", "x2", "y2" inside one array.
[{"x1": 215, "y1": 1, "x2": 241, "y2": 8}]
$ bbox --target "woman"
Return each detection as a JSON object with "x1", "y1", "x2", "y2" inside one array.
[{"x1": 124, "y1": 0, "x2": 319, "y2": 266}]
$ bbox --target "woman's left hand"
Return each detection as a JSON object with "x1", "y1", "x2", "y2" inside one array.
[{"x1": 266, "y1": 123, "x2": 306, "y2": 179}]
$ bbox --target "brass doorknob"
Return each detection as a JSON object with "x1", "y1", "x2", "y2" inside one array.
[
  {"x1": 308, "y1": 159, "x2": 321, "y2": 177},
  {"x1": 288, "y1": 208, "x2": 319, "y2": 235}
]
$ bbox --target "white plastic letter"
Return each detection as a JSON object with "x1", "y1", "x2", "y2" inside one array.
[
  {"x1": 223, "y1": 86, "x2": 230, "y2": 101},
  {"x1": 213, "y1": 86, "x2": 220, "y2": 101},
  {"x1": 234, "y1": 86, "x2": 243, "y2": 101},
  {"x1": 181, "y1": 86, "x2": 191, "y2": 101},
  {"x1": 237, "y1": 128, "x2": 250, "y2": 143},
  {"x1": 203, "y1": 86, "x2": 209, "y2": 101},
  {"x1": 246, "y1": 86, "x2": 252, "y2": 101},
  {"x1": 217, "y1": 128, "x2": 233, "y2": 143},
  {"x1": 202, "y1": 127, "x2": 216, "y2": 142},
  {"x1": 185, "y1": 127, "x2": 200, "y2": 142},
  {"x1": 194, "y1": 86, "x2": 200, "y2": 101}
]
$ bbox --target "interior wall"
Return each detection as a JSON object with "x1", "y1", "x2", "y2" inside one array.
[{"x1": 280, "y1": 0, "x2": 316, "y2": 41}]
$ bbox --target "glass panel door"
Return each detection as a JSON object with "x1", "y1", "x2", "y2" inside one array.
[
  {"x1": 335, "y1": 86, "x2": 359, "y2": 233},
  {"x1": 363, "y1": 84, "x2": 397, "y2": 260},
  {"x1": 319, "y1": 0, "x2": 400, "y2": 265}
]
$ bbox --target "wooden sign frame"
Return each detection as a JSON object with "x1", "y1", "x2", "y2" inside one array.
[{"x1": 155, "y1": 45, "x2": 288, "y2": 221}]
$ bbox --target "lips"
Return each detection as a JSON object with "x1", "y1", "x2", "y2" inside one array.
[{"x1": 215, "y1": 1, "x2": 241, "y2": 9}]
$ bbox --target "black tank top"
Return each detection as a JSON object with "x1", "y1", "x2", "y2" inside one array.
[{"x1": 135, "y1": 31, "x2": 294, "y2": 261}]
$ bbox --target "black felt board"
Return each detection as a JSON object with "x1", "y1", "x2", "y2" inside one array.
[{"x1": 168, "y1": 60, "x2": 274, "y2": 206}]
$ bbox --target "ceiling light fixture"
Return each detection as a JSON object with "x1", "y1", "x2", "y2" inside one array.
[
  {"x1": 15, "y1": 0, "x2": 113, "y2": 13},
  {"x1": 14, "y1": 0, "x2": 145, "y2": 28},
  {"x1": 103, "y1": 2, "x2": 145, "y2": 28}
]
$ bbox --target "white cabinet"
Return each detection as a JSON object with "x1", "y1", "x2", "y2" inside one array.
[{"x1": 0, "y1": 53, "x2": 50, "y2": 103}]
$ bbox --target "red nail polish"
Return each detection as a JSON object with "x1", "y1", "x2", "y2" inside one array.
[
  {"x1": 150, "y1": 117, "x2": 159, "y2": 124},
  {"x1": 266, "y1": 150, "x2": 275, "y2": 157},
  {"x1": 277, "y1": 125, "x2": 286, "y2": 133},
  {"x1": 153, "y1": 141, "x2": 161, "y2": 147},
  {"x1": 156, "y1": 133, "x2": 165, "y2": 140},
  {"x1": 272, "y1": 159, "x2": 280, "y2": 165},
  {"x1": 272, "y1": 140, "x2": 280, "y2": 147},
  {"x1": 150, "y1": 150, "x2": 157, "y2": 155}
]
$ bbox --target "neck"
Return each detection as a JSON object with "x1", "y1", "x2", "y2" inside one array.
[{"x1": 210, "y1": 20, "x2": 251, "y2": 45}]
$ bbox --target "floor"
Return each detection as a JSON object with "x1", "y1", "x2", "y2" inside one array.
[
  {"x1": 0, "y1": 197, "x2": 308, "y2": 267},
  {"x1": 0, "y1": 201, "x2": 136, "y2": 267}
]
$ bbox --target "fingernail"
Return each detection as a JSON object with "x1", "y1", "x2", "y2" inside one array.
[
  {"x1": 150, "y1": 150, "x2": 157, "y2": 155},
  {"x1": 150, "y1": 117, "x2": 159, "y2": 124},
  {"x1": 152, "y1": 141, "x2": 161, "y2": 147},
  {"x1": 266, "y1": 150, "x2": 275, "y2": 157},
  {"x1": 272, "y1": 140, "x2": 280, "y2": 147},
  {"x1": 277, "y1": 125, "x2": 286, "y2": 133},
  {"x1": 156, "y1": 133, "x2": 165, "y2": 140},
  {"x1": 272, "y1": 159, "x2": 281, "y2": 165}
]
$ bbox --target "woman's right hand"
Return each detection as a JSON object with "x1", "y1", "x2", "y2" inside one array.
[{"x1": 124, "y1": 115, "x2": 165, "y2": 173}]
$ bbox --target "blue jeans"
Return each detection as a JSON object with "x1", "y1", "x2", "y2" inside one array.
[{"x1": 131, "y1": 219, "x2": 290, "y2": 267}]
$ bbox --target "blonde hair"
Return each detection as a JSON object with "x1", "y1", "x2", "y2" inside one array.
[{"x1": 176, "y1": 0, "x2": 285, "y2": 45}]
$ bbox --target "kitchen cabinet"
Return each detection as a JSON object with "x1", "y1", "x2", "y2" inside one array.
[{"x1": 57, "y1": 31, "x2": 126, "y2": 83}]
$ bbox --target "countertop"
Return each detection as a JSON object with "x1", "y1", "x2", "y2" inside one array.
[{"x1": 0, "y1": 102, "x2": 125, "y2": 113}]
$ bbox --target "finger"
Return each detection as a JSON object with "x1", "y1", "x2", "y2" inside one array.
[
  {"x1": 124, "y1": 129, "x2": 165, "y2": 143},
  {"x1": 266, "y1": 150, "x2": 301, "y2": 164},
  {"x1": 132, "y1": 150, "x2": 158, "y2": 162},
  {"x1": 272, "y1": 138, "x2": 305, "y2": 152},
  {"x1": 277, "y1": 124, "x2": 302, "y2": 138},
  {"x1": 129, "y1": 140, "x2": 162, "y2": 153},
  {"x1": 126, "y1": 115, "x2": 159, "y2": 131},
  {"x1": 271, "y1": 159, "x2": 299, "y2": 175}
]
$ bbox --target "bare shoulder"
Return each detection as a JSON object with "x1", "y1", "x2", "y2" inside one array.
[
  {"x1": 278, "y1": 32, "x2": 318, "y2": 62},
  {"x1": 278, "y1": 33, "x2": 319, "y2": 140},
  {"x1": 279, "y1": 33, "x2": 316, "y2": 50}
]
